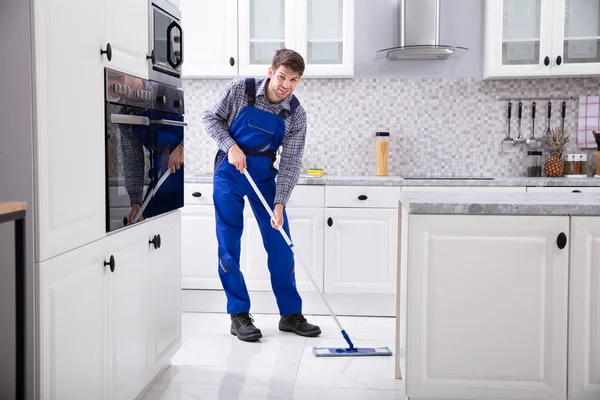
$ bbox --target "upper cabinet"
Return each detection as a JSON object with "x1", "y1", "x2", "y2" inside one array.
[
  {"x1": 181, "y1": 0, "x2": 354, "y2": 78},
  {"x1": 484, "y1": 0, "x2": 600, "y2": 79}
]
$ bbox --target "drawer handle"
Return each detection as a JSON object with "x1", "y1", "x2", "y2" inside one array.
[
  {"x1": 572, "y1": 190, "x2": 582, "y2": 193},
  {"x1": 149, "y1": 234, "x2": 161, "y2": 250},
  {"x1": 192, "y1": 192, "x2": 202, "y2": 198},
  {"x1": 557, "y1": 232, "x2": 567, "y2": 250},
  {"x1": 357, "y1": 195, "x2": 368, "y2": 201},
  {"x1": 104, "y1": 255, "x2": 115, "y2": 273},
  {"x1": 327, "y1": 217, "x2": 333, "y2": 227}
]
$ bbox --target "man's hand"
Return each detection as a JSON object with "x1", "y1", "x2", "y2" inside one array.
[
  {"x1": 168, "y1": 144, "x2": 184, "y2": 173},
  {"x1": 271, "y1": 203, "x2": 284, "y2": 229},
  {"x1": 228, "y1": 144, "x2": 246, "y2": 173},
  {"x1": 129, "y1": 203, "x2": 144, "y2": 224}
]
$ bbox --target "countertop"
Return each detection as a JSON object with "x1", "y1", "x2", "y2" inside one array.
[
  {"x1": 399, "y1": 192, "x2": 600, "y2": 216},
  {"x1": 185, "y1": 174, "x2": 600, "y2": 187},
  {"x1": 0, "y1": 202, "x2": 26, "y2": 217}
]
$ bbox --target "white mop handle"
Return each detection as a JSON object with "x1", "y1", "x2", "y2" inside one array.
[{"x1": 243, "y1": 169, "x2": 345, "y2": 333}]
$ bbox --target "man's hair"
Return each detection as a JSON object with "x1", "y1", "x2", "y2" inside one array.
[{"x1": 271, "y1": 48, "x2": 305, "y2": 77}]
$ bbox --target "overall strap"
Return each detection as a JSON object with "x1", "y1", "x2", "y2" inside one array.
[
  {"x1": 244, "y1": 78, "x2": 256, "y2": 107},
  {"x1": 279, "y1": 94, "x2": 300, "y2": 119}
]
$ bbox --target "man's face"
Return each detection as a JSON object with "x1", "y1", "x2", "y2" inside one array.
[{"x1": 267, "y1": 65, "x2": 301, "y2": 102}]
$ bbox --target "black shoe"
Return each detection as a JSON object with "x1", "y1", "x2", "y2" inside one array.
[
  {"x1": 279, "y1": 313, "x2": 321, "y2": 337},
  {"x1": 230, "y1": 313, "x2": 262, "y2": 342}
]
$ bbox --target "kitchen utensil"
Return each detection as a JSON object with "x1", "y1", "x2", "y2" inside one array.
[
  {"x1": 502, "y1": 102, "x2": 516, "y2": 152},
  {"x1": 544, "y1": 101, "x2": 552, "y2": 137},
  {"x1": 514, "y1": 101, "x2": 526, "y2": 144},
  {"x1": 560, "y1": 101, "x2": 566, "y2": 133},
  {"x1": 526, "y1": 101, "x2": 542, "y2": 150},
  {"x1": 243, "y1": 169, "x2": 392, "y2": 358}
]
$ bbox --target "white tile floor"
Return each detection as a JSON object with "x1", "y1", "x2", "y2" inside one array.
[{"x1": 143, "y1": 313, "x2": 406, "y2": 399}]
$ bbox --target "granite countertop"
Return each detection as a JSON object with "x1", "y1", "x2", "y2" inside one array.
[
  {"x1": 399, "y1": 192, "x2": 600, "y2": 216},
  {"x1": 185, "y1": 174, "x2": 600, "y2": 187}
]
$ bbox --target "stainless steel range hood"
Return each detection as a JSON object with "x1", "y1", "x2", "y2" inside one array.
[{"x1": 376, "y1": 0, "x2": 468, "y2": 61}]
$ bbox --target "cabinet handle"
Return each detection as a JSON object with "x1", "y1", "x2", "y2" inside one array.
[
  {"x1": 327, "y1": 217, "x2": 333, "y2": 227},
  {"x1": 157, "y1": 234, "x2": 162, "y2": 249},
  {"x1": 357, "y1": 195, "x2": 368, "y2": 201},
  {"x1": 149, "y1": 235, "x2": 160, "y2": 249},
  {"x1": 556, "y1": 55, "x2": 563, "y2": 66},
  {"x1": 572, "y1": 190, "x2": 582, "y2": 193},
  {"x1": 544, "y1": 56, "x2": 550, "y2": 66},
  {"x1": 104, "y1": 255, "x2": 115, "y2": 273},
  {"x1": 192, "y1": 192, "x2": 202, "y2": 198},
  {"x1": 100, "y1": 43, "x2": 112, "y2": 61},
  {"x1": 146, "y1": 50, "x2": 155, "y2": 64},
  {"x1": 229, "y1": 57, "x2": 235, "y2": 66},
  {"x1": 556, "y1": 232, "x2": 567, "y2": 249}
]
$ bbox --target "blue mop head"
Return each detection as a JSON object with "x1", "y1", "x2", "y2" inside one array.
[{"x1": 312, "y1": 346, "x2": 393, "y2": 357}]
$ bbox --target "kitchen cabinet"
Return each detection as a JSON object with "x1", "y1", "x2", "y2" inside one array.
[
  {"x1": 569, "y1": 217, "x2": 600, "y2": 400},
  {"x1": 166, "y1": 0, "x2": 180, "y2": 7},
  {"x1": 33, "y1": 0, "x2": 107, "y2": 262},
  {"x1": 40, "y1": 211, "x2": 181, "y2": 400},
  {"x1": 181, "y1": 0, "x2": 354, "y2": 78},
  {"x1": 405, "y1": 214, "x2": 569, "y2": 400},
  {"x1": 104, "y1": 0, "x2": 149, "y2": 79},
  {"x1": 484, "y1": 0, "x2": 600, "y2": 78}
]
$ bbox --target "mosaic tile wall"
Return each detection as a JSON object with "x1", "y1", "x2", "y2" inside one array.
[{"x1": 183, "y1": 77, "x2": 600, "y2": 177}]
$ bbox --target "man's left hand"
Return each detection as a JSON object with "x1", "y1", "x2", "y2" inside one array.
[
  {"x1": 168, "y1": 144, "x2": 184, "y2": 173},
  {"x1": 271, "y1": 203, "x2": 285, "y2": 229}
]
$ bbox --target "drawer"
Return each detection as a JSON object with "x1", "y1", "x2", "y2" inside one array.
[
  {"x1": 285, "y1": 186, "x2": 324, "y2": 208},
  {"x1": 402, "y1": 186, "x2": 526, "y2": 193},
  {"x1": 326, "y1": 186, "x2": 401, "y2": 208},
  {"x1": 184, "y1": 183, "x2": 214, "y2": 205},
  {"x1": 527, "y1": 186, "x2": 600, "y2": 194}
]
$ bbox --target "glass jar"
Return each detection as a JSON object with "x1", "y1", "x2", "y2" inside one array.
[
  {"x1": 580, "y1": 154, "x2": 588, "y2": 176},
  {"x1": 375, "y1": 131, "x2": 389, "y2": 176},
  {"x1": 564, "y1": 154, "x2": 572, "y2": 175},
  {"x1": 527, "y1": 151, "x2": 542, "y2": 177}
]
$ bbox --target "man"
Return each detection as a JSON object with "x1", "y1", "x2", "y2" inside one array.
[{"x1": 203, "y1": 48, "x2": 321, "y2": 342}]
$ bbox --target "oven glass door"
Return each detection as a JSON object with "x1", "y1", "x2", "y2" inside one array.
[
  {"x1": 106, "y1": 106, "x2": 184, "y2": 232},
  {"x1": 153, "y1": 7, "x2": 183, "y2": 75}
]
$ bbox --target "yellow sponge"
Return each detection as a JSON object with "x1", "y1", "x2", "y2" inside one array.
[{"x1": 307, "y1": 168, "x2": 323, "y2": 177}]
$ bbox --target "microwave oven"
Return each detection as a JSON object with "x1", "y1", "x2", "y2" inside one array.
[{"x1": 149, "y1": 0, "x2": 183, "y2": 88}]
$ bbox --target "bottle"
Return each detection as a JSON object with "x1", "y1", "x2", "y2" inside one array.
[
  {"x1": 580, "y1": 154, "x2": 588, "y2": 176},
  {"x1": 574, "y1": 154, "x2": 582, "y2": 175},
  {"x1": 564, "y1": 154, "x2": 572, "y2": 175},
  {"x1": 526, "y1": 151, "x2": 542, "y2": 177},
  {"x1": 376, "y1": 132, "x2": 390, "y2": 176}
]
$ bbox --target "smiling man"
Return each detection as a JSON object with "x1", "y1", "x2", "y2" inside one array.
[{"x1": 203, "y1": 48, "x2": 321, "y2": 342}]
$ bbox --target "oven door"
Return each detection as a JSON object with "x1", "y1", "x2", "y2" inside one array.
[
  {"x1": 150, "y1": 1, "x2": 183, "y2": 86},
  {"x1": 106, "y1": 106, "x2": 185, "y2": 232}
]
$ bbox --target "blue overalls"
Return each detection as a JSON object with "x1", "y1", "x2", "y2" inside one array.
[{"x1": 213, "y1": 78, "x2": 302, "y2": 316}]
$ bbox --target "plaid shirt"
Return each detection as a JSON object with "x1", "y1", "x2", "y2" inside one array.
[{"x1": 203, "y1": 78, "x2": 307, "y2": 206}]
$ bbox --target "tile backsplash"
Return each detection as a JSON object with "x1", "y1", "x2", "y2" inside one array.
[{"x1": 183, "y1": 77, "x2": 600, "y2": 177}]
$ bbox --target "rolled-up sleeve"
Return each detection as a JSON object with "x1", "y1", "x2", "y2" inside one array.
[
  {"x1": 202, "y1": 79, "x2": 242, "y2": 152},
  {"x1": 275, "y1": 107, "x2": 307, "y2": 206}
]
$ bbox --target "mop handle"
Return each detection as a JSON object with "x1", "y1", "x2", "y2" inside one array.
[{"x1": 243, "y1": 170, "x2": 346, "y2": 334}]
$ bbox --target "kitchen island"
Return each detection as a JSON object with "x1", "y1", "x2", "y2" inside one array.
[{"x1": 396, "y1": 192, "x2": 600, "y2": 400}]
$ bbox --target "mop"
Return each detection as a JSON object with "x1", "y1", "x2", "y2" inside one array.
[{"x1": 244, "y1": 170, "x2": 392, "y2": 358}]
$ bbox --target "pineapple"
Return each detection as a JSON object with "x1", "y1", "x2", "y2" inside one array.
[{"x1": 543, "y1": 128, "x2": 568, "y2": 177}]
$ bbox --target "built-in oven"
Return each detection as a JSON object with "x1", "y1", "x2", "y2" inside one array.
[
  {"x1": 105, "y1": 68, "x2": 186, "y2": 232},
  {"x1": 149, "y1": 0, "x2": 183, "y2": 88}
]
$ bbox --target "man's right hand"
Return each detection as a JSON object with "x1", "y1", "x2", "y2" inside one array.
[
  {"x1": 129, "y1": 203, "x2": 144, "y2": 224},
  {"x1": 227, "y1": 144, "x2": 247, "y2": 173}
]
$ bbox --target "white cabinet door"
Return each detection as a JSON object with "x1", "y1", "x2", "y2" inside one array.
[
  {"x1": 181, "y1": 205, "x2": 220, "y2": 289},
  {"x1": 484, "y1": 0, "x2": 555, "y2": 78},
  {"x1": 104, "y1": 0, "x2": 149, "y2": 78},
  {"x1": 149, "y1": 211, "x2": 181, "y2": 373},
  {"x1": 406, "y1": 214, "x2": 568, "y2": 400},
  {"x1": 181, "y1": 0, "x2": 238, "y2": 77},
  {"x1": 33, "y1": 0, "x2": 106, "y2": 261},
  {"x1": 324, "y1": 208, "x2": 397, "y2": 294},
  {"x1": 108, "y1": 225, "x2": 151, "y2": 400},
  {"x1": 40, "y1": 239, "x2": 109, "y2": 400},
  {"x1": 294, "y1": 0, "x2": 354, "y2": 76},
  {"x1": 569, "y1": 217, "x2": 600, "y2": 400},
  {"x1": 551, "y1": 0, "x2": 600, "y2": 76},
  {"x1": 238, "y1": 0, "x2": 297, "y2": 76},
  {"x1": 242, "y1": 207, "x2": 325, "y2": 292}
]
